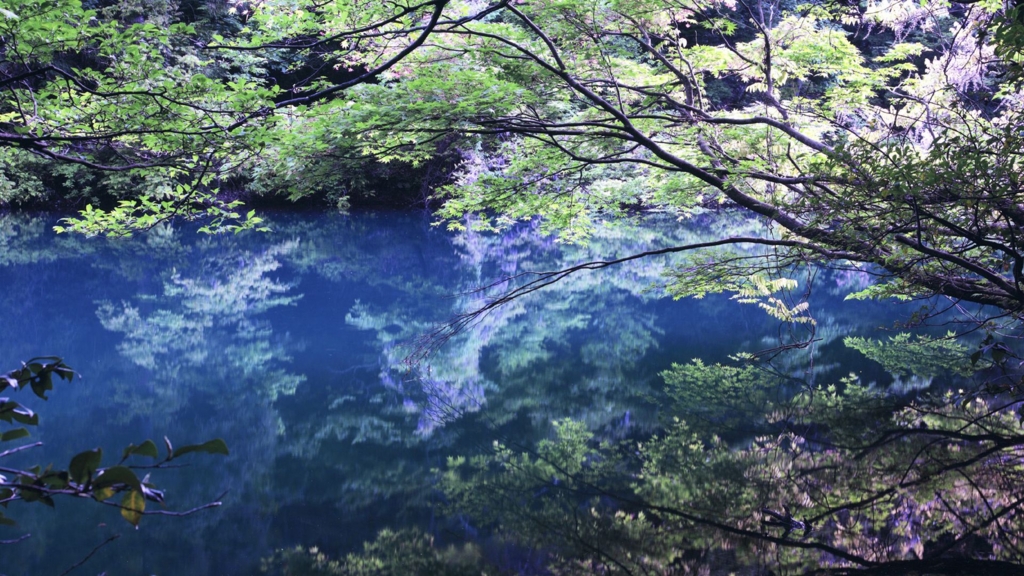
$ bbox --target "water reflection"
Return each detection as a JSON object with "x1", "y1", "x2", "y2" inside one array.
[
  {"x1": 425, "y1": 367, "x2": 1024, "y2": 576},
  {"x1": 0, "y1": 210, "x2": 971, "y2": 575},
  {"x1": 96, "y1": 237, "x2": 305, "y2": 412}
]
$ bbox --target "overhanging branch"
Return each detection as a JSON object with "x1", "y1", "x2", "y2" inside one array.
[{"x1": 410, "y1": 236, "x2": 851, "y2": 361}]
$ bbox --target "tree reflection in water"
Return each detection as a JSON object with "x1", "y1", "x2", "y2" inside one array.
[
  {"x1": 428, "y1": 354, "x2": 1024, "y2": 575},
  {"x1": 2, "y1": 211, "x2": 1019, "y2": 575},
  {"x1": 261, "y1": 212, "x2": 1024, "y2": 575}
]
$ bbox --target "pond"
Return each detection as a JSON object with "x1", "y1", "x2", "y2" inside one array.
[{"x1": 0, "y1": 210, "x2": 1010, "y2": 575}]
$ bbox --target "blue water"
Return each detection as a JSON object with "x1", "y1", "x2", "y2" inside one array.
[{"x1": 0, "y1": 210, "x2": 930, "y2": 574}]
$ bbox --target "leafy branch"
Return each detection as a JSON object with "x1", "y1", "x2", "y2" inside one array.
[{"x1": 0, "y1": 357, "x2": 228, "y2": 531}]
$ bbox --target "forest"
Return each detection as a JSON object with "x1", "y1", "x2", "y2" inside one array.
[{"x1": 1, "y1": 0, "x2": 1024, "y2": 573}]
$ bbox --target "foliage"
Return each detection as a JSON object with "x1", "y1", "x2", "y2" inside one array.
[
  {"x1": 660, "y1": 359, "x2": 792, "y2": 435},
  {"x1": 439, "y1": 419, "x2": 650, "y2": 573},
  {"x1": 260, "y1": 529, "x2": 490, "y2": 576},
  {"x1": 0, "y1": 357, "x2": 228, "y2": 529},
  {"x1": 0, "y1": 0, "x2": 444, "y2": 229},
  {"x1": 845, "y1": 332, "x2": 976, "y2": 378},
  {"x1": 994, "y1": 0, "x2": 1024, "y2": 83},
  {"x1": 2, "y1": 0, "x2": 1023, "y2": 321},
  {"x1": 3, "y1": 211, "x2": 1021, "y2": 572},
  {"x1": 328, "y1": 0, "x2": 1024, "y2": 315},
  {"x1": 0, "y1": 0, "x2": 272, "y2": 228},
  {"x1": 440, "y1": 365, "x2": 1024, "y2": 574}
]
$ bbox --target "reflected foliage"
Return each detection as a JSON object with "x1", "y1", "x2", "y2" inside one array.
[
  {"x1": 661, "y1": 359, "x2": 793, "y2": 437},
  {"x1": 341, "y1": 212, "x2": 774, "y2": 445},
  {"x1": 438, "y1": 353, "x2": 1024, "y2": 574},
  {"x1": 261, "y1": 530, "x2": 489, "y2": 576},
  {"x1": 97, "y1": 237, "x2": 305, "y2": 417},
  {"x1": 0, "y1": 211, "x2": 990, "y2": 574},
  {"x1": 845, "y1": 333, "x2": 976, "y2": 379}
]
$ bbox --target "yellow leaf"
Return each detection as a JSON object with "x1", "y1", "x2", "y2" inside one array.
[
  {"x1": 121, "y1": 490, "x2": 145, "y2": 527},
  {"x1": 93, "y1": 487, "x2": 116, "y2": 501}
]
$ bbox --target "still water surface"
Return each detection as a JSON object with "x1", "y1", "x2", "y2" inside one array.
[{"x1": 0, "y1": 210, "x2": 937, "y2": 574}]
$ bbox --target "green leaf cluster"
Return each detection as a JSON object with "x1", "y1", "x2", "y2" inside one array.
[{"x1": 0, "y1": 356, "x2": 228, "y2": 529}]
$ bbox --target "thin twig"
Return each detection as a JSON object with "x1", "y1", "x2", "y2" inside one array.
[
  {"x1": 0, "y1": 533, "x2": 31, "y2": 544},
  {"x1": 0, "y1": 441, "x2": 43, "y2": 459},
  {"x1": 97, "y1": 490, "x2": 227, "y2": 517},
  {"x1": 57, "y1": 533, "x2": 120, "y2": 576},
  {"x1": 410, "y1": 236, "x2": 840, "y2": 362}
]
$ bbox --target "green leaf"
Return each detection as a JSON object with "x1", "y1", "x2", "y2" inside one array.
[
  {"x1": 992, "y1": 344, "x2": 1008, "y2": 364},
  {"x1": 120, "y1": 490, "x2": 145, "y2": 527},
  {"x1": 19, "y1": 485, "x2": 44, "y2": 503},
  {"x1": 122, "y1": 440, "x2": 159, "y2": 460},
  {"x1": 69, "y1": 448, "x2": 103, "y2": 485},
  {"x1": 1, "y1": 402, "x2": 38, "y2": 426},
  {"x1": 1, "y1": 428, "x2": 30, "y2": 442},
  {"x1": 39, "y1": 471, "x2": 69, "y2": 489},
  {"x1": 29, "y1": 370, "x2": 53, "y2": 400},
  {"x1": 172, "y1": 438, "x2": 229, "y2": 459},
  {"x1": 92, "y1": 465, "x2": 142, "y2": 493}
]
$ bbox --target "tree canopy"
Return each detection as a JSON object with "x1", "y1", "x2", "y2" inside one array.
[{"x1": 2, "y1": 0, "x2": 1023, "y2": 318}]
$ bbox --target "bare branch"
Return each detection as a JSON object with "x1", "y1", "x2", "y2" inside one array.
[
  {"x1": 57, "y1": 533, "x2": 121, "y2": 576},
  {"x1": 0, "y1": 442, "x2": 43, "y2": 460}
]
